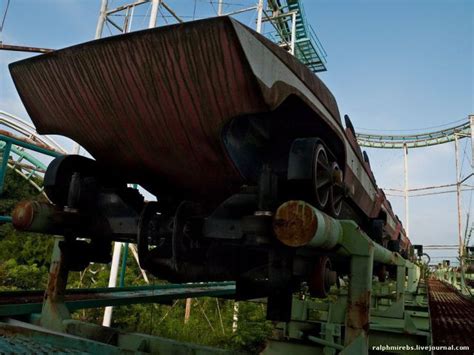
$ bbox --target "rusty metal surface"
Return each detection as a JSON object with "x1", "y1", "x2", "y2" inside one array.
[
  {"x1": 0, "y1": 128, "x2": 63, "y2": 155},
  {"x1": 0, "y1": 43, "x2": 54, "y2": 53},
  {"x1": 10, "y1": 18, "x2": 265, "y2": 203},
  {"x1": 9, "y1": 17, "x2": 341, "y2": 205},
  {"x1": 11, "y1": 200, "x2": 35, "y2": 230},
  {"x1": 428, "y1": 279, "x2": 474, "y2": 353},
  {"x1": 273, "y1": 200, "x2": 318, "y2": 247}
]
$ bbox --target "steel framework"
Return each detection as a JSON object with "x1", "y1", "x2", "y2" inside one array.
[
  {"x1": 94, "y1": 0, "x2": 327, "y2": 73},
  {"x1": 357, "y1": 115, "x2": 474, "y2": 268},
  {"x1": 0, "y1": 110, "x2": 66, "y2": 196}
]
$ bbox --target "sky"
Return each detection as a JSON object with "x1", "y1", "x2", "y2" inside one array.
[{"x1": 0, "y1": 0, "x2": 473, "y2": 264}]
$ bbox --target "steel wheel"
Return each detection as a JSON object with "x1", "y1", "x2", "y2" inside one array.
[
  {"x1": 329, "y1": 162, "x2": 344, "y2": 217},
  {"x1": 313, "y1": 144, "x2": 331, "y2": 209},
  {"x1": 309, "y1": 256, "x2": 337, "y2": 298}
]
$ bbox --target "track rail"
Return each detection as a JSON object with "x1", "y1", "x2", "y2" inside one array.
[
  {"x1": 357, "y1": 119, "x2": 471, "y2": 149},
  {"x1": 0, "y1": 110, "x2": 66, "y2": 193},
  {"x1": 0, "y1": 282, "x2": 236, "y2": 317},
  {"x1": 428, "y1": 279, "x2": 474, "y2": 352}
]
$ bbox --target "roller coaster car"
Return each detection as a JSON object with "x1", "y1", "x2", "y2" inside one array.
[{"x1": 10, "y1": 17, "x2": 412, "y2": 319}]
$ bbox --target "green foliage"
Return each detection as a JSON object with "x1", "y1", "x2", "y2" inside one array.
[
  {"x1": 0, "y1": 258, "x2": 49, "y2": 290},
  {"x1": 0, "y1": 169, "x2": 273, "y2": 353},
  {"x1": 0, "y1": 170, "x2": 53, "y2": 291}
]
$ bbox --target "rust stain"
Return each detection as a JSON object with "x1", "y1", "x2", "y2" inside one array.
[
  {"x1": 346, "y1": 290, "x2": 371, "y2": 334},
  {"x1": 0, "y1": 128, "x2": 62, "y2": 154},
  {"x1": 428, "y1": 279, "x2": 474, "y2": 352},
  {"x1": 273, "y1": 201, "x2": 317, "y2": 247},
  {"x1": 12, "y1": 200, "x2": 35, "y2": 230},
  {"x1": 44, "y1": 265, "x2": 58, "y2": 303}
]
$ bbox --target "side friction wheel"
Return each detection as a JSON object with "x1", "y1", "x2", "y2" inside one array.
[
  {"x1": 328, "y1": 162, "x2": 344, "y2": 217},
  {"x1": 313, "y1": 144, "x2": 331, "y2": 209}
]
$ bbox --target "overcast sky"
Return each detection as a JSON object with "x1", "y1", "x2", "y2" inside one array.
[{"x1": 0, "y1": 0, "x2": 473, "y2": 264}]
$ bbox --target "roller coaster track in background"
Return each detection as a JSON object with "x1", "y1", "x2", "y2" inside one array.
[
  {"x1": 356, "y1": 117, "x2": 473, "y2": 149},
  {"x1": 0, "y1": 110, "x2": 66, "y2": 194}
]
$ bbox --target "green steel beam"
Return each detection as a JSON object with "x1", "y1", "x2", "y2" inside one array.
[
  {"x1": 0, "y1": 142, "x2": 12, "y2": 194},
  {"x1": 356, "y1": 120, "x2": 470, "y2": 149},
  {"x1": 119, "y1": 243, "x2": 129, "y2": 288},
  {"x1": 0, "y1": 282, "x2": 236, "y2": 317},
  {"x1": 0, "y1": 133, "x2": 62, "y2": 158},
  {"x1": 9, "y1": 145, "x2": 49, "y2": 171}
]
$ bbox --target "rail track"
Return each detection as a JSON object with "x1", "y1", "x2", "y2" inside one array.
[{"x1": 428, "y1": 279, "x2": 474, "y2": 353}]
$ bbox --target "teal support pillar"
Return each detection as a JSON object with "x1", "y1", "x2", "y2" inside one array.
[
  {"x1": 0, "y1": 142, "x2": 12, "y2": 194},
  {"x1": 119, "y1": 243, "x2": 129, "y2": 287},
  {"x1": 406, "y1": 262, "x2": 419, "y2": 293},
  {"x1": 395, "y1": 264, "x2": 406, "y2": 310},
  {"x1": 339, "y1": 221, "x2": 373, "y2": 354}
]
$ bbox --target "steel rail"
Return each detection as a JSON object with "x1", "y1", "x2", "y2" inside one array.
[
  {"x1": 0, "y1": 111, "x2": 66, "y2": 154},
  {"x1": 0, "y1": 282, "x2": 236, "y2": 317},
  {"x1": 356, "y1": 119, "x2": 471, "y2": 149}
]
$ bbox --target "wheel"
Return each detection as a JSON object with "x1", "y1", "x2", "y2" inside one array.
[
  {"x1": 313, "y1": 144, "x2": 331, "y2": 209},
  {"x1": 387, "y1": 239, "x2": 401, "y2": 254},
  {"x1": 172, "y1": 201, "x2": 204, "y2": 268},
  {"x1": 328, "y1": 162, "x2": 344, "y2": 217},
  {"x1": 309, "y1": 256, "x2": 337, "y2": 298},
  {"x1": 370, "y1": 219, "x2": 385, "y2": 244},
  {"x1": 44, "y1": 155, "x2": 98, "y2": 206},
  {"x1": 137, "y1": 201, "x2": 161, "y2": 269}
]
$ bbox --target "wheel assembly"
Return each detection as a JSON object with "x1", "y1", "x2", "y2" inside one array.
[
  {"x1": 308, "y1": 256, "x2": 337, "y2": 298},
  {"x1": 171, "y1": 201, "x2": 205, "y2": 270},
  {"x1": 313, "y1": 144, "x2": 331, "y2": 209},
  {"x1": 43, "y1": 155, "x2": 99, "y2": 207},
  {"x1": 137, "y1": 201, "x2": 161, "y2": 269}
]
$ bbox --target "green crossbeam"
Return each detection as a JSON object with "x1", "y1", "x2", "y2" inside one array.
[
  {"x1": 356, "y1": 120, "x2": 471, "y2": 149},
  {"x1": 0, "y1": 282, "x2": 236, "y2": 316}
]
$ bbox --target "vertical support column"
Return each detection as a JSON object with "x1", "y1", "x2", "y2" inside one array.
[
  {"x1": 95, "y1": 0, "x2": 109, "y2": 39},
  {"x1": 290, "y1": 12, "x2": 297, "y2": 55},
  {"x1": 344, "y1": 251, "x2": 373, "y2": 351},
  {"x1": 256, "y1": 0, "x2": 264, "y2": 33},
  {"x1": 122, "y1": 7, "x2": 131, "y2": 33},
  {"x1": 102, "y1": 242, "x2": 122, "y2": 327},
  {"x1": 218, "y1": 0, "x2": 224, "y2": 16},
  {"x1": 232, "y1": 301, "x2": 239, "y2": 332},
  {"x1": 148, "y1": 0, "x2": 161, "y2": 28},
  {"x1": 454, "y1": 135, "x2": 464, "y2": 280},
  {"x1": 470, "y1": 115, "x2": 474, "y2": 168},
  {"x1": 403, "y1": 143, "x2": 409, "y2": 237},
  {"x1": 41, "y1": 238, "x2": 71, "y2": 331},
  {"x1": 184, "y1": 298, "x2": 192, "y2": 324},
  {"x1": 406, "y1": 263, "x2": 418, "y2": 293},
  {"x1": 119, "y1": 243, "x2": 129, "y2": 287},
  {"x1": 396, "y1": 264, "x2": 406, "y2": 305},
  {"x1": 0, "y1": 142, "x2": 12, "y2": 195}
]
